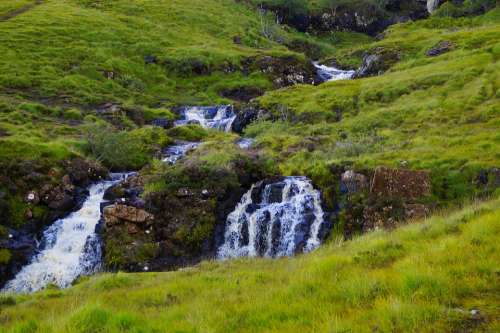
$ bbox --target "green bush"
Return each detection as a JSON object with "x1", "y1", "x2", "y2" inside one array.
[{"x1": 85, "y1": 125, "x2": 150, "y2": 170}]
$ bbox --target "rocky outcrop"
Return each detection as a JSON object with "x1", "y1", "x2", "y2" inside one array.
[
  {"x1": 341, "y1": 170, "x2": 369, "y2": 195},
  {"x1": 370, "y1": 166, "x2": 431, "y2": 201},
  {"x1": 340, "y1": 166, "x2": 432, "y2": 237},
  {"x1": 426, "y1": 40, "x2": 454, "y2": 56},
  {"x1": 245, "y1": 55, "x2": 316, "y2": 88},
  {"x1": 255, "y1": 0, "x2": 429, "y2": 36},
  {"x1": 231, "y1": 106, "x2": 259, "y2": 133},
  {"x1": 353, "y1": 48, "x2": 401, "y2": 78},
  {"x1": 100, "y1": 152, "x2": 269, "y2": 272}
]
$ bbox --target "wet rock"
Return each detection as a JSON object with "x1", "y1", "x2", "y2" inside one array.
[
  {"x1": 370, "y1": 166, "x2": 431, "y2": 201},
  {"x1": 232, "y1": 107, "x2": 259, "y2": 133},
  {"x1": 40, "y1": 184, "x2": 76, "y2": 211},
  {"x1": 144, "y1": 54, "x2": 158, "y2": 64},
  {"x1": 104, "y1": 174, "x2": 144, "y2": 201},
  {"x1": 64, "y1": 158, "x2": 108, "y2": 187},
  {"x1": 186, "y1": 119, "x2": 201, "y2": 125},
  {"x1": 103, "y1": 204, "x2": 154, "y2": 225},
  {"x1": 266, "y1": 182, "x2": 286, "y2": 204},
  {"x1": 426, "y1": 40, "x2": 454, "y2": 56},
  {"x1": 151, "y1": 118, "x2": 173, "y2": 129},
  {"x1": 233, "y1": 36, "x2": 242, "y2": 44},
  {"x1": 353, "y1": 48, "x2": 400, "y2": 78}
]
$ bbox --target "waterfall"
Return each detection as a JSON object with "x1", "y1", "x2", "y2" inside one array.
[
  {"x1": 314, "y1": 62, "x2": 355, "y2": 82},
  {"x1": 427, "y1": 0, "x2": 440, "y2": 13},
  {"x1": 175, "y1": 105, "x2": 236, "y2": 132},
  {"x1": 2, "y1": 174, "x2": 129, "y2": 293},
  {"x1": 217, "y1": 177, "x2": 328, "y2": 259},
  {"x1": 162, "y1": 141, "x2": 200, "y2": 164}
]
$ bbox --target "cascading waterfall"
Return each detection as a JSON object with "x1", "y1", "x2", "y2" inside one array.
[
  {"x1": 2, "y1": 174, "x2": 129, "y2": 293},
  {"x1": 314, "y1": 62, "x2": 355, "y2": 82},
  {"x1": 175, "y1": 105, "x2": 236, "y2": 132},
  {"x1": 217, "y1": 177, "x2": 327, "y2": 259},
  {"x1": 162, "y1": 141, "x2": 200, "y2": 164}
]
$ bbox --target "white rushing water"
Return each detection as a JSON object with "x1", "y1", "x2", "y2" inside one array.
[
  {"x1": 2, "y1": 174, "x2": 129, "y2": 293},
  {"x1": 236, "y1": 138, "x2": 255, "y2": 150},
  {"x1": 217, "y1": 177, "x2": 326, "y2": 259},
  {"x1": 314, "y1": 62, "x2": 355, "y2": 82},
  {"x1": 175, "y1": 105, "x2": 236, "y2": 132},
  {"x1": 162, "y1": 141, "x2": 200, "y2": 164}
]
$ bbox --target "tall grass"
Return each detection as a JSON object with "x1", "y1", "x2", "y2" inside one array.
[{"x1": 1, "y1": 197, "x2": 498, "y2": 332}]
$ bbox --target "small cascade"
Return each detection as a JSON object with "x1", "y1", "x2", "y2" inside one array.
[
  {"x1": 162, "y1": 141, "x2": 200, "y2": 164},
  {"x1": 217, "y1": 177, "x2": 328, "y2": 259},
  {"x1": 175, "y1": 105, "x2": 236, "y2": 132},
  {"x1": 314, "y1": 62, "x2": 355, "y2": 82},
  {"x1": 236, "y1": 138, "x2": 255, "y2": 149},
  {"x1": 2, "y1": 174, "x2": 129, "y2": 293}
]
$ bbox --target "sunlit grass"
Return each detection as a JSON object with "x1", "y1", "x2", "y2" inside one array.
[{"x1": 0, "y1": 197, "x2": 498, "y2": 332}]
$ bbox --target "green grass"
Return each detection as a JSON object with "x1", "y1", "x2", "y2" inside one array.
[
  {"x1": 0, "y1": 0, "x2": 33, "y2": 17},
  {"x1": 0, "y1": 0, "x2": 303, "y2": 107},
  {"x1": 246, "y1": 9, "x2": 500, "y2": 205},
  {"x1": 1, "y1": 197, "x2": 498, "y2": 332}
]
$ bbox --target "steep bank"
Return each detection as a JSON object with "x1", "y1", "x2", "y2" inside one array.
[{"x1": 1, "y1": 197, "x2": 498, "y2": 332}]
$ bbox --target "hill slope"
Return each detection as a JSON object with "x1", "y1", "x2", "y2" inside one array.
[{"x1": 1, "y1": 197, "x2": 499, "y2": 332}]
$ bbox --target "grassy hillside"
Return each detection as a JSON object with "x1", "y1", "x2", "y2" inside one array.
[
  {"x1": 0, "y1": 0, "x2": 297, "y2": 107},
  {"x1": 1, "y1": 196, "x2": 499, "y2": 332},
  {"x1": 246, "y1": 8, "x2": 500, "y2": 205}
]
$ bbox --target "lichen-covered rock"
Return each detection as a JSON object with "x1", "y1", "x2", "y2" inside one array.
[
  {"x1": 370, "y1": 166, "x2": 431, "y2": 201},
  {"x1": 104, "y1": 204, "x2": 154, "y2": 225},
  {"x1": 426, "y1": 40, "x2": 454, "y2": 56},
  {"x1": 353, "y1": 48, "x2": 400, "y2": 78}
]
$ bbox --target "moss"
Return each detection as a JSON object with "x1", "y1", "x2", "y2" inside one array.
[
  {"x1": 166, "y1": 125, "x2": 209, "y2": 142},
  {"x1": 0, "y1": 248, "x2": 12, "y2": 264}
]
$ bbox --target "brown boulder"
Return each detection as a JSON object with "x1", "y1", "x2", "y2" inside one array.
[
  {"x1": 64, "y1": 158, "x2": 108, "y2": 186},
  {"x1": 370, "y1": 167, "x2": 431, "y2": 201},
  {"x1": 40, "y1": 184, "x2": 75, "y2": 211},
  {"x1": 104, "y1": 204, "x2": 154, "y2": 225}
]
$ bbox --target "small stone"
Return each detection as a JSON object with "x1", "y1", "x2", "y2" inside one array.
[
  {"x1": 25, "y1": 191, "x2": 40, "y2": 204},
  {"x1": 470, "y1": 309, "x2": 480, "y2": 316}
]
